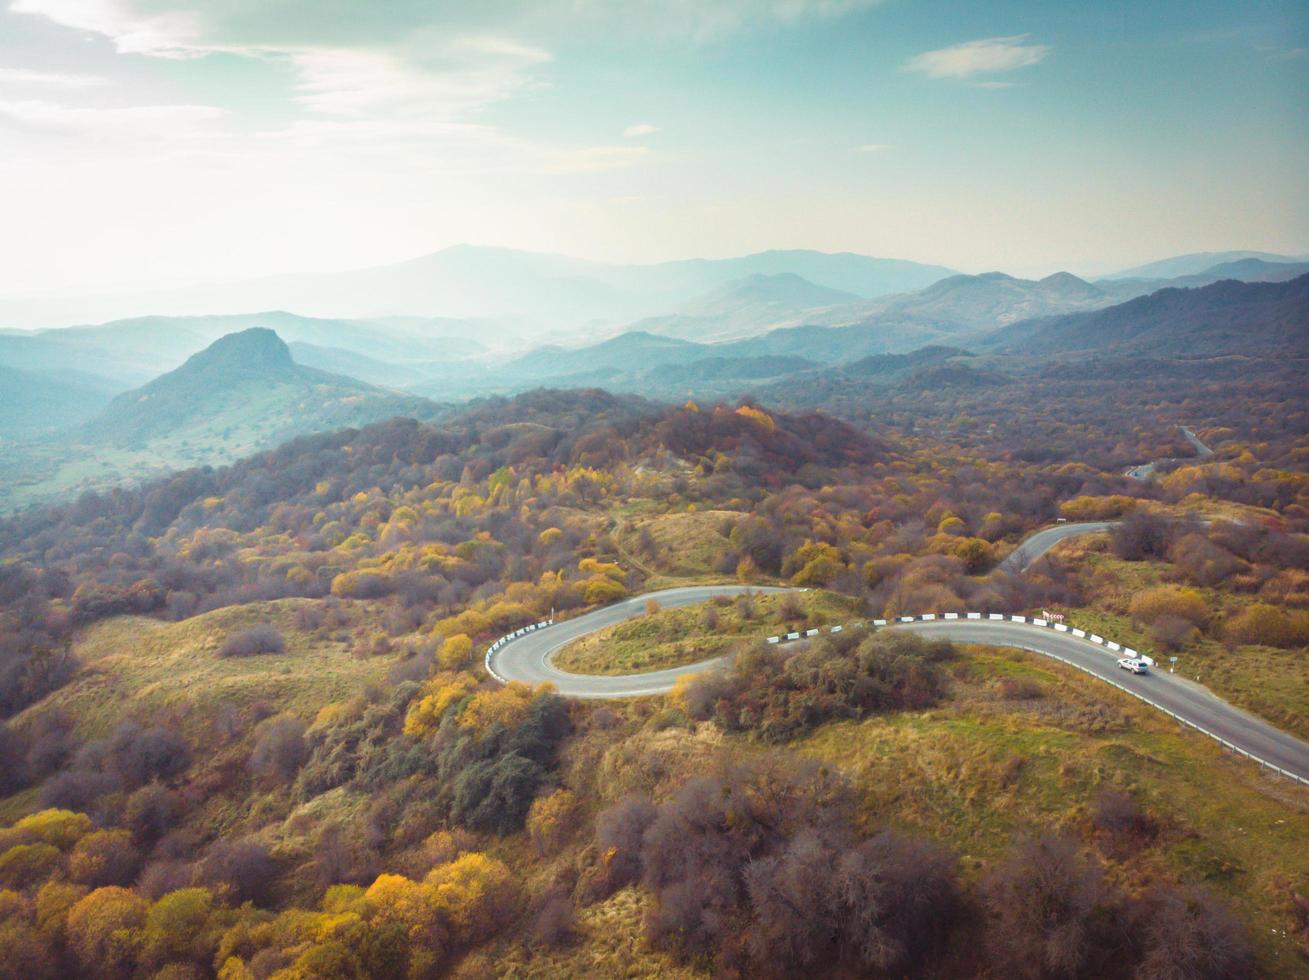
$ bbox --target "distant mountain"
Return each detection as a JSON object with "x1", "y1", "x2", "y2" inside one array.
[
  {"x1": 504, "y1": 331, "x2": 705, "y2": 380},
  {"x1": 987, "y1": 274, "x2": 1309, "y2": 356},
  {"x1": 687, "y1": 272, "x2": 859, "y2": 319},
  {"x1": 841, "y1": 345, "x2": 975, "y2": 378},
  {"x1": 0, "y1": 245, "x2": 955, "y2": 331},
  {"x1": 1172, "y1": 258, "x2": 1309, "y2": 287},
  {"x1": 633, "y1": 250, "x2": 954, "y2": 300},
  {"x1": 288, "y1": 342, "x2": 432, "y2": 388},
  {"x1": 85, "y1": 328, "x2": 436, "y2": 448},
  {"x1": 645, "y1": 355, "x2": 819, "y2": 385},
  {"x1": 844, "y1": 271, "x2": 1117, "y2": 331},
  {"x1": 1104, "y1": 251, "x2": 1309, "y2": 281},
  {"x1": 635, "y1": 272, "x2": 862, "y2": 342},
  {"x1": 0, "y1": 365, "x2": 113, "y2": 438},
  {"x1": 0, "y1": 310, "x2": 492, "y2": 390}
]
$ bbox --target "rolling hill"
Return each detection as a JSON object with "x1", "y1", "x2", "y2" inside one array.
[
  {"x1": 0, "y1": 311, "x2": 491, "y2": 389},
  {"x1": 85, "y1": 328, "x2": 435, "y2": 448},
  {"x1": 987, "y1": 274, "x2": 1309, "y2": 356},
  {"x1": 0, "y1": 329, "x2": 444, "y2": 512},
  {"x1": 0, "y1": 365, "x2": 114, "y2": 438},
  {"x1": 636, "y1": 272, "x2": 863, "y2": 341},
  {"x1": 830, "y1": 270, "x2": 1121, "y2": 332}
]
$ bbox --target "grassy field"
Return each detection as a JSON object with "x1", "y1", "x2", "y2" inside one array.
[
  {"x1": 797, "y1": 644, "x2": 1309, "y2": 977},
  {"x1": 1048, "y1": 535, "x2": 1309, "y2": 741},
  {"x1": 614, "y1": 509, "x2": 741, "y2": 577},
  {"x1": 15, "y1": 598, "x2": 397, "y2": 743},
  {"x1": 553, "y1": 590, "x2": 860, "y2": 675}
]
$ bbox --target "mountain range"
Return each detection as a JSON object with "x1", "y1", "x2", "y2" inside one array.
[
  {"x1": 988, "y1": 274, "x2": 1309, "y2": 356},
  {"x1": 0, "y1": 245, "x2": 957, "y2": 331},
  {"x1": 1, "y1": 246, "x2": 1305, "y2": 486},
  {"x1": 2, "y1": 248, "x2": 1305, "y2": 397}
]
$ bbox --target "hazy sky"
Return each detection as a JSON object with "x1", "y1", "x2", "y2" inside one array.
[{"x1": 1, "y1": 0, "x2": 1306, "y2": 295}]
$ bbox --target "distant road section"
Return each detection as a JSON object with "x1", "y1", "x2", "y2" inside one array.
[
  {"x1": 996, "y1": 521, "x2": 1116, "y2": 574},
  {"x1": 1126, "y1": 425, "x2": 1213, "y2": 480}
]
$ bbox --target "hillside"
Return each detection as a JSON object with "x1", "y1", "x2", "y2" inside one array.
[
  {"x1": 85, "y1": 328, "x2": 432, "y2": 447},
  {"x1": 0, "y1": 365, "x2": 113, "y2": 438},
  {"x1": 0, "y1": 384, "x2": 1306, "y2": 976},
  {"x1": 0, "y1": 330, "x2": 442, "y2": 512},
  {"x1": 0, "y1": 311, "x2": 492, "y2": 390},
  {"x1": 988, "y1": 274, "x2": 1309, "y2": 356}
]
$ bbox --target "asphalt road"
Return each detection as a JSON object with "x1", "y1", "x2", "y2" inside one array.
[
  {"x1": 996, "y1": 521, "x2": 1116, "y2": 574},
  {"x1": 898, "y1": 619, "x2": 1309, "y2": 782},
  {"x1": 489, "y1": 593, "x2": 1309, "y2": 781},
  {"x1": 1125, "y1": 425, "x2": 1213, "y2": 480},
  {"x1": 487, "y1": 584, "x2": 792, "y2": 698}
]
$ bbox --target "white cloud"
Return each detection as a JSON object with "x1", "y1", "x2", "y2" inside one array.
[
  {"x1": 623, "y1": 122, "x2": 657, "y2": 138},
  {"x1": 0, "y1": 67, "x2": 106, "y2": 88},
  {"x1": 544, "y1": 144, "x2": 650, "y2": 174},
  {"x1": 854, "y1": 142, "x2": 888, "y2": 152},
  {"x1": 904, "y1": 35, "x2": 1050, "y2": 80},
  {"x1": 10, "y1": 0, "x2": 208, "y2": 57},
  {"x1": 288, "y1": 39, "x2": 550, "y2": 121},
  {"x1": 0, "y1": 97, "x2": 224, "y2": 136}
]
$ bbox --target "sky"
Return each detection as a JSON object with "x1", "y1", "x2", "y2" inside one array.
[{"x1": 0, "y1": 0, "x2": 1306, "y2": 296}]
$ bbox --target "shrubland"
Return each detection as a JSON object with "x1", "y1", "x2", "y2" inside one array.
[{"x1": 0, "y1": 383, "x2": 1305, "y2": 976}]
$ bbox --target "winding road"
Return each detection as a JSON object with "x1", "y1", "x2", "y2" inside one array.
[
  {"x1": 486, "y1": 427, "x2": 1309, "y2": 781},
  {"x1": 488, "y1": 591, "x2": 1309, "y2": 782},
  {"x1": 488, "y1": 585, "x2": 793, "y2": 698},
  {"x1": 1125, "y1": 425, "x2": 1214, "y2": 480},
  {"x1": 996, "y1": 521, "x2": 1115, "y2": 574}
]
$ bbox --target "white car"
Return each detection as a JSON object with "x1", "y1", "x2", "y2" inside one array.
[{"x1": 1117, "y1": 657, "x2": 1149, "y2": 674}]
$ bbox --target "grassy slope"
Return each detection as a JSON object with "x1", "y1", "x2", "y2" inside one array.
[
  {"x1": 553, "y1": 591, "x2": 859, "y2": 675},
  {"x1": 18, "y1": 598, "x2": 395, "y2": 742},
  {"x1": 1048, "y1": 534, "x2": 1309, "y2": 741},
  {"x1": 0, "y1": 381, "x2": 432, "y2": 513},
  {"x1": 797, "y1": 646, "x2": 1309, "y2": 977},
  {"x1": 483, "y1": 642, "x2": 1309, "y2": 976}
]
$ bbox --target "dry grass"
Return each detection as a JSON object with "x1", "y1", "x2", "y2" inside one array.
[
  {"x1": 18, "y1": 598, "x2": 396, "y2": 741},
  {"x1": 465, "y1": 887, "x2": 704, "y2": 979},
  {"x1": 798, "y1": 645, "x2": 1309, "y2": 976},
  {"x1": 618, "y1": 510, "x2": 741, "y2": 576}
]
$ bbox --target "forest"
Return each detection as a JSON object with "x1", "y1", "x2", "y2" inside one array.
[{"x1": 0, "y1": 378, "x2": 1306, "y2": 978}]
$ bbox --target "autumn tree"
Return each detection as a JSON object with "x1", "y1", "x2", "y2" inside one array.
[{"x1": 65, "y1": 886, "x2": 148, "y2": 979}]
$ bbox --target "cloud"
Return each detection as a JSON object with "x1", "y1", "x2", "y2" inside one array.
[
  {"x1": 544, "y1": 144, "x2": 650, "y2": 174},
  {"x1": 10, "y1": 0, "x2": 885, "y2": 53},
  {"x1": 854, "y1": 142, "x2": 889, "y2": 152},
  {"x1": 623, "y1": 122, "x2": 657, "y2": 138},
  {"x1": 0, "y1": 68, "x2": 107, "y2": 88},
  {"x1": 904, "y1": 35, "x2": 1050, "y2": 80},
  {"x1": 0, "y1": 97, "x2": 224, "y2": 137},
  {"x1": 10, "y1": 0, "x2": 209, "y2": 57},
  {"x1": 288, "y1": 38, "x2": 550, "y2": 121}
]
